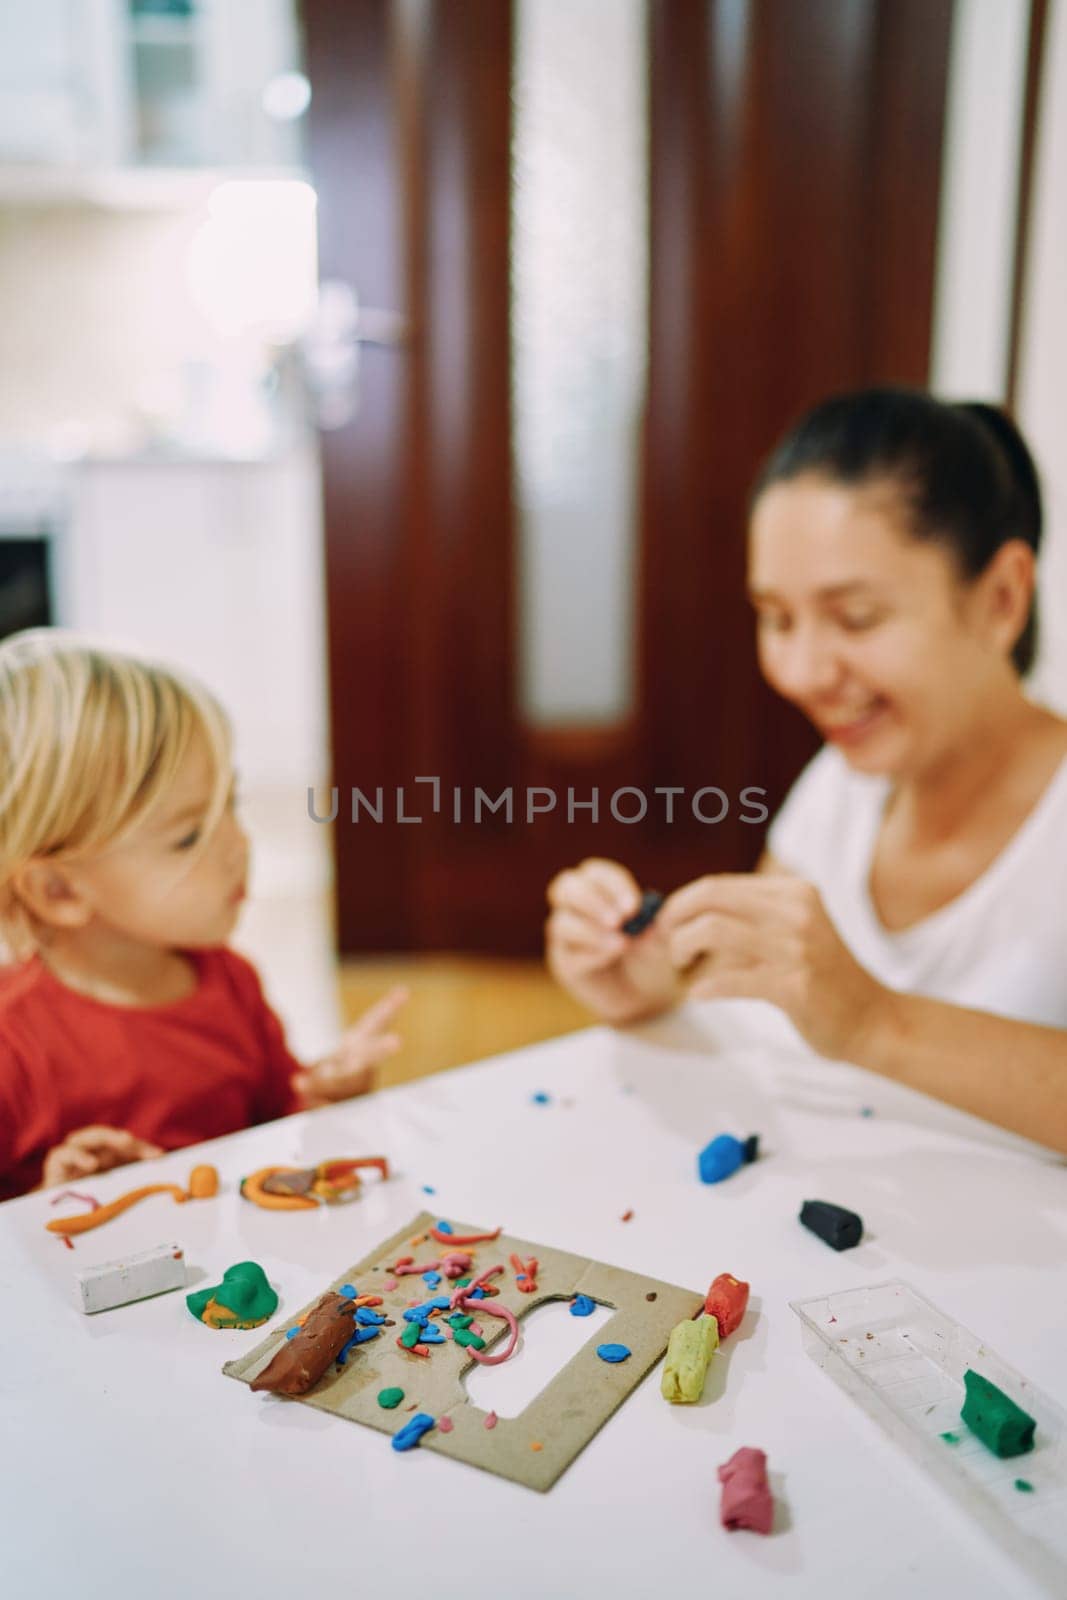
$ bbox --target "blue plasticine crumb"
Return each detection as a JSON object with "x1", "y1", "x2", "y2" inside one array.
[
  {"x1": 340, "y1": 1284, "x2": 358, "y2": 1298},
  {"x1": 285, "y1": 1326, "x2": 300, "y2": 1339},
  {"x1": 436, "y1": 1220, "x2": 454, "y2": 1235},
  {"x1": 422, "y1": 1185, "x2": 436, "y2": 1194},
  {"x1": 570, "y1": 1294, "x2": 596, "y2": 1317},
  {"x1": 860, "y1": 1106, "x2": 875, "y2": 1118},
  {"x1": 596, "y1": 1343, "x2": 631, "y2": 1363},
  {"x1": 531, "y1": 1091, "x2": 551, "y2": 1104}
]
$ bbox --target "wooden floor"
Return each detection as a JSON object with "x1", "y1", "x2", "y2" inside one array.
[{"x1": 338, "y1": 956, "x2": 590, "y2": 1088}]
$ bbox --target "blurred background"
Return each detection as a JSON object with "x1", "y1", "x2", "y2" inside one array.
[{"x1": 1, "y1": 0, "x2": 1064, "y2": 1081}]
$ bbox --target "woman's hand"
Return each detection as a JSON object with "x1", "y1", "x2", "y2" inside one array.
[
  {"x1": 41, "y1": 1126, "x2": 163, "y2": 1189},
  {"x1": 659, "y1": 873, "x2": 890, "y2": 1061},
  {"x1": 545, "y1": 858, "x2": 681, "y2": 1024},
  {"x1": 293, "y1": 986, "x2": 409, "y2": 1106}
]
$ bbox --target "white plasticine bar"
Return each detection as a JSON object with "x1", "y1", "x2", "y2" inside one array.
[
  {"x1": 75, "y1": 1242, "x2": 187, "y2": 1314},
  {"x1": 791, "y1": 1280, "x2": 1067, "y2": 1594}
]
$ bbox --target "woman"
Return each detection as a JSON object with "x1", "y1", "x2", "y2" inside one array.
[{"x1": 545, "y1": 389, "x2": 1067, "y2": 1153}]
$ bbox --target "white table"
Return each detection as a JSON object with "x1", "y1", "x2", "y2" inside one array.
[{"x1": 2, "y1": 1000, "x2": 1064, "y2": 1599}]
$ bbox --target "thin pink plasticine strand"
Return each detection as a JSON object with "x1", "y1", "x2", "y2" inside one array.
[
  {"x1": 393, "y1": 1250, "x2": 472, "y2": 1279},
  {"x1": 449, "y1": 1264, "x2": 520, "y2": 1366},
  {"x1": 50, "y1": 1190, "x2": 100, "y2": 1211}
]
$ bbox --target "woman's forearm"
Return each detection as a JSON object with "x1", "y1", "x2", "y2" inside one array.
[{"x1": 855, "y1": 991, "x2": 1067, "y2": 1154}]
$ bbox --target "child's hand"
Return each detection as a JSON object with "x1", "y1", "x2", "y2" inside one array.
[
  {"x1": 41, "y1": 1126, "x2": 163, "y2": 1189},
  {"x1": 293, "y1": 986, "x2": 409, "y2": 1107}
]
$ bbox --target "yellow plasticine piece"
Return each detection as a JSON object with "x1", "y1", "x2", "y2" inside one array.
[
  {"x1": 200, "y1": 1296, "x2": 270, "y2": 1331},
  {"x1": 661, "y1": 1313, "x2": 719, "y2": 1403}
]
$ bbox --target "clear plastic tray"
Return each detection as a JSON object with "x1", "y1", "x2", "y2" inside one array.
[{"x1": 790, "y1": 1281, "x2": 1067, "y2": 1594}]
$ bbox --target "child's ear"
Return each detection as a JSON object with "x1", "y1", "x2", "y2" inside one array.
[{"x1": 12, "y1": 861, "x2": 94, "y2": 931}]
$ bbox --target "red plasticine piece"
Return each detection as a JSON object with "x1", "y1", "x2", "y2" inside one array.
[
  {"x1": 430, "y1": 1225, "x2": 502, "y2": 1246},
  {"x1": 510, "y1": 1253, "x2": 538, "y2": 1293},
  {"x1": 704, "y1": 1273, "x2": 750, "y2": 1339},
  {"x1": 396, "y1": 1336, "x2": 430, "y2": 1358},
  {"x1": 718, "y1": 1447, "x2": 774, "y2": 1534}
]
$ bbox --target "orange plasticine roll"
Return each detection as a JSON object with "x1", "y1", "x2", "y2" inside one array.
[{"x1": 45, "y1": 1165, "x2": 220, "y2": 1237}]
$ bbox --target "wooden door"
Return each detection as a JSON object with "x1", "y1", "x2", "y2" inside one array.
[{"x1": 302, "y1": 0, "x2": 954, "y2": 956}]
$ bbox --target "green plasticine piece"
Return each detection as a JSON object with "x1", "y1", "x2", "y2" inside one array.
[
  {"x1": 940, "y1": 1432, "x2": 960, "y2": 1444},
  {"x1": 400, "y1": 1320, "x2": 423, "y2": 1349},
  {"x1": 453, "y1": 1328, "x2": 486, "y2": 1350},
  {"x1": 186, "y1": 1261, "x2": 277, "y2": 1329},
  {"x1": 960, "y1": 1369, "x2": 1036, "y2": 1459},
  {"x1": 1014, "y1": 1479, "x2": 1034, "y2": 1493},
  {"x1": 448, "y1": 1313, "x2": 474, "y2": 1330},
  {"x1": 378, "y1": 1387, "x2": 405, "y2": 1409},
  {"x1": 661, "y1": 1313, "x2": 719, "y2": 1403},
  {"x1": 455, "y1": 1278, "x2": 472, "y2": 1287}
]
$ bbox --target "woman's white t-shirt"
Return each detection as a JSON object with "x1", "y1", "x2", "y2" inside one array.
[{"x1": 766, "y1": 743, "x2": 1067, "y2": 1030}]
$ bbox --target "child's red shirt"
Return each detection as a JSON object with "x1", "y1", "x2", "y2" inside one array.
[{"x1": 0, "y1": 948, "x2": 301, "y2": 1200}]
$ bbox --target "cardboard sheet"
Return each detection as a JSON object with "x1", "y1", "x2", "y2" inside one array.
[{"x1": 224, "y1": 1211, "x2": 703, "y2": 1490}]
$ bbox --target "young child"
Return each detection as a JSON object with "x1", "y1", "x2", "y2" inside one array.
[{"x1": 0, "y1": 629, "x2": 407, "y2": 1200}]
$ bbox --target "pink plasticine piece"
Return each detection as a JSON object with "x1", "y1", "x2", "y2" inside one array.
[
  {"x1": 449, "y1": 1265, "x2": 521, "y2": 1367},
  {"x1": 437, "y1": 1415, "x2": 454, "y2": 1433},
  {"x1": 484, "y1": 1411, "x2": 498, "y2": 1430},
  {"x1": 718, "y1": 1447, "x2": 774, "y2": 1535}
]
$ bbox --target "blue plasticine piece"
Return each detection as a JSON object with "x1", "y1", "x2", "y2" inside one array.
[
  {"x1": 392, "y1": 1413, "x2": 436, "y2": 1451},
  {"x1": 356, "y1": 1306, "x2": 386, "y2": 1325},
  {"x1": 531, "y1": 1091, "x2": 551, "y2": 1104},
  {"x1": 418, "y1": 1325, "x2": 446, "y2": 1345},
  {"x1": 340, "y1": 1284, "x2": 358, "y2": 1298},
  {"x1": 403, "y1": 1294, "x2": 451, "y2": 1325},
  {"x1": 436, "y1": 1220, "x2": 454, "y2": 1235},
  {"x1": 596, "y1": 1343, "x2": 631, "y2": 1363},
  {"x1": 285, "y1": 1326, "x2": 300, "y2": 1339},
  {"x1": 337, "y1": 1324, "x2": 383, "y2": 1364},
  {"x1": 698, "y1": 1133, "x2": 745, "y2": 1184},
  {"x1": 423, "y1": 1271, "x2": 442, "y2": 1287},
  {"x1": 570, "y1": 1294, "x2": 596, "y2": 1317},
  {"x1": 422, "y1": 1185, "x2": 436, "y2": 1194}
]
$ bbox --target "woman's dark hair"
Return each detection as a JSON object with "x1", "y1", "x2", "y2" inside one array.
[{"x1": 753, "y1": 387, "x2": 1044, "y2": 674}]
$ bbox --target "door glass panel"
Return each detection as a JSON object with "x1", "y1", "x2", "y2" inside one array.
[{"x1": 511, "y1": 0, "x2": 648, "y2": 727}]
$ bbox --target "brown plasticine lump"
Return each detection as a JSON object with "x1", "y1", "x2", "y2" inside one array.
[{"x1": 250, "y1": 1292, "x2": 359, "y2": 1395}]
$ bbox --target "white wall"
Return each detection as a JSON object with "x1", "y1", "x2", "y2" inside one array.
[
  {"x1": 930, "y1": 0, "x2": 1067, "y2": 711},
  {"x1": 929, "y1": 0, "x2": 1031, "y2": 400},
  {"x1": 1016, "y1": 0, "x2": 1067, "y2": 714},
  {"x1": 0, "y1": 203, "x2": 230, "y2": 449}
]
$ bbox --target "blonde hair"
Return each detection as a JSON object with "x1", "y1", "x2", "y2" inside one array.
[{"x1": 0, "y1": 630, "x2": 232, "y2": 959}]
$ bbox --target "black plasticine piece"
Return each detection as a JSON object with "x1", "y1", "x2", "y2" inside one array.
[
  {"x1": 799, "y1": 1199, "x2": 863, "y2": 1251},
  {"x1": 621, "y1": 889, "x2": 665, "y2": 938}
]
